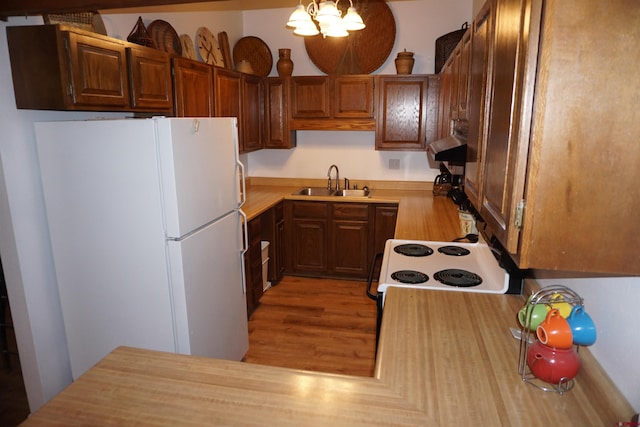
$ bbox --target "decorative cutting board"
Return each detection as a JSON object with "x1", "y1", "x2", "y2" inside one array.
[{"x1": 304, "y1": 0, "x2": 396, "y2": 75}]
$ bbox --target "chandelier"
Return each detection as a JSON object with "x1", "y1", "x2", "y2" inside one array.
[{"x1": 286, "y1": 0, "x2": 366, "y2": 38}]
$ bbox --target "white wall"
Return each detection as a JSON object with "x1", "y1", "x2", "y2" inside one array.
[
  {"x1": 241, "y1": 0, "x2": 473, "y2": 181},
  {"x1": 1, "y1": 0, "x2": 638, "y2": 415}
]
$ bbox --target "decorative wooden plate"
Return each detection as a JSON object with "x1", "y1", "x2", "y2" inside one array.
[
  {"x1": 304, "y1": 0, "x2": 396, "y2": 75},
  {"x1": 180, "y1": 34, "x2": 197, "y2": 60},
  {"x1": 232, "y1": 36, "x2": 273, "y2": 77},
  {"x1": 196, "y1": 27, "x2": 224, "y2": 66},
  {"x1": 148, "y1": 20, "x2": 182, "y2": 57}
]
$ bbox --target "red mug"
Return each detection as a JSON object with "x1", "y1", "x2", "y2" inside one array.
[{"x1": 536, "y1": 308, "x2": 573, "y2": 349}]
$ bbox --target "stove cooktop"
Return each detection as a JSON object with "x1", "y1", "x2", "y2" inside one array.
[{"x1": 378, "y1": 239, "x2": 510, "y2": 297}]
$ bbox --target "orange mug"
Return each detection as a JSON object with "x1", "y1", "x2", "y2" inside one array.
[{"x1": 536, "y1": 308, "x2": 573, "y2": 349}]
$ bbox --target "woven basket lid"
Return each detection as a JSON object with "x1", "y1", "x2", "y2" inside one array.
[
  {"x1": 148, "y1": 20, "x2": 182, "y2": 57},
  {"x1": 233, "y1": 36, "x2": 273, "y2": 76}
]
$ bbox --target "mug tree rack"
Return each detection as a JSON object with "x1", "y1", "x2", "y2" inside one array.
[{"x1": 517, "y1": 284, "x2": 584, "y2": 394}]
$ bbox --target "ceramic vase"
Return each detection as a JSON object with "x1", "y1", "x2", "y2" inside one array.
[
  {"x1": 277, "y1": 48, "x2": 294, "y2": 77},
  {"x1": 395, "y1": 50, "x2": 415, "y2": 75}
]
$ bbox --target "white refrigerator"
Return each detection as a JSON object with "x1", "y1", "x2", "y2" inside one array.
[{"x1": 35, "y1": 117, "x2": 249, "y2": 380}]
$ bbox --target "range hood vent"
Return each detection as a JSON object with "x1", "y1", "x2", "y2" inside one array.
[{"x1": 427, "y1": 122, "x2": 468, "y2": 164}]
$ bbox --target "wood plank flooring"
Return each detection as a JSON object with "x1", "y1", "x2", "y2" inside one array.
[{"x1": 244, "y1": 275, "x2": 377, "y2": 377}]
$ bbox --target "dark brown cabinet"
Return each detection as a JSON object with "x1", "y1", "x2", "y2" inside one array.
[
  {"x1": 290, "y1": 76, "x2": 331, "y2": 119},
  {"x1": 375, "y1": 75, "x2": 439, "y2": 150},
  {"x1": 284, "y1": 200, "x2": 397, "y2": 279},
  {"x1": 6, "y1": 24, "x2": 172, "y2": 113},
  {"x1": 330, "y1": 203, "x2": 371, "y2": 278},
  {"x1": 172, "y1": 57, "x2": 214, "y2": 117},
  {"x1": 332, "y1": 75, "x2": 375, "y2": 119},
  {"x1": 264, "y1": 77, "x2": 296, "y2": 149},
  {"x1": 245, "y1": 216, "x2": 263, "y2": 317},
  {"x1": 285, "y1": 201, "x2": 328, "y2": 275},
  {"x1": 127, "y1": 45, "x2": 173, "y2": 111},
  {"x1": 241, "y1": 73, "x2": 264, "y2": 153},
  {"x1": 259, "y1": 202, "x2": 286, "y2": 285}
]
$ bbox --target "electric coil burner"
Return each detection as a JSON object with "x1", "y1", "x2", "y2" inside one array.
[
  {"x1": 437, "y1": 245, "x2": 471, "y2": 256},
  {"x1": 390, "y1": 270, "x2": 429, "y2": 284},
  {"x1": 393, "y1": 244, "x2": 433, "y2": 257},
  {"x1": 433, "y1": 269, "x2": 482, "y2": 287}
]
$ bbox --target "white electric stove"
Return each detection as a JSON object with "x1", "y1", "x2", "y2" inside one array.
[{"x1": 377, "y1": 238, "x2": 510, "y2": 304}]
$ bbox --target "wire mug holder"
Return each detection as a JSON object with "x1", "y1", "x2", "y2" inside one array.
[{"x1": 517, "y1": 284, "x2": 584, "y2": 393}]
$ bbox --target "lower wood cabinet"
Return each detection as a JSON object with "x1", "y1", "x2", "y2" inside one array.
[
  {"x1": 284, "y1": 200, "x2": 397, "y2": 280},
  {"x1": 259, "y1": 202, "x2": 286, "y2": 285},
  {"x1": 245, "y1": 216, "x2": 263, "y2": 317}
]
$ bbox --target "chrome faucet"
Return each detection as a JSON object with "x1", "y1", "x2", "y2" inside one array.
[{"x1": 327, "y1": 164, "x2": 340, "y2": 192}]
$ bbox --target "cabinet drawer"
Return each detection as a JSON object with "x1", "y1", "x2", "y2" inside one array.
[
  {"x1": 333, "y1": 203, "x2": 369, "y2": 220},
  {"x1": 292, "y1": 201, "x2": 328, "y2": 219}
]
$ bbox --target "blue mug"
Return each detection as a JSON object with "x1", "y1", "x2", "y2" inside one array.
[{"x1": 566, "y1": 305, "x2": 597, "y2": 346}]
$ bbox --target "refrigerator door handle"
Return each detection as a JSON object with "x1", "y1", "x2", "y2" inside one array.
[
  {"x1": 239, "y1": 209, "x2": 249, "y2": 294},
  {"x1": 237, "y1": 158, "x2": 246, "y2": 209}
]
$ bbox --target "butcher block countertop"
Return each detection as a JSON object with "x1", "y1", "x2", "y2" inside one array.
[{"x1": 21, "y1": 179, "x2": 635, "y2": 426}]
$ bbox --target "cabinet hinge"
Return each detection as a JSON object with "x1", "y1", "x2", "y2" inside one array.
[{"x1": 514, "y1": 200, "x2": 526, "y2": 229}]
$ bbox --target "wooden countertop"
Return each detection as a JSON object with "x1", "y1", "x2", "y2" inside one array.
[
  {"x1": 242, "y1": 178, "x2": 461, "y2": 242},
  {"x1": 21, "y1": 179, "x2": 635, "y2": 425}
]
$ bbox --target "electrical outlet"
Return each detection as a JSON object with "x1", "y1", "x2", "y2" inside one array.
[{"x1": 389, "y1": 158, "x2": 400, "y2": 170}]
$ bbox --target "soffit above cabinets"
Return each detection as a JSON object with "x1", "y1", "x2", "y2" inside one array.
[{"x1": 0, "y1": 0, "x2": 224, "y2": 19}]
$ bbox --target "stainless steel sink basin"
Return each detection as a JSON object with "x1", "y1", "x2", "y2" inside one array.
[
  {"x1": 333, "y1": 189, "x2": 371, "y2": 198},
  {"x1": 293, "y1": 187, "x2": 334, "y2": 197}
]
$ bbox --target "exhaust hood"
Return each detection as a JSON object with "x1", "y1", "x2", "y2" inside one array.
[{"x1": 427, "y1": 120, "x2": 468, "y2": 165}]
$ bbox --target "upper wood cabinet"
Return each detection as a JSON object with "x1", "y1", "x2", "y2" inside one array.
[
  {"x1": 289, "y1": 75, "x2": 376, "y2": 130},
  {"x1": 127, "y1": 45, "x2": 173, "y2": 111},
  {"x1": 290, "y1": 76, "x2": 330, "y2": 119},
  {"x1": 375, "y1": 75, "x2": 439, "y2": 150},
  {"x1": 172, "y1": 57, "x2": 214, "y2": 117},
  {"x1": 332, "y1": 75, "x2": 374, "y2": 119},
  {"x1": 465, "y1": 0, "x2": 640, "y2": 275},
  {"x1": 241, "y1": 73, "x2": 264, "y2": 153},
  {"x1": 264, "y1": 77, "x2": 296, "y2": 149},
  {"x1": 464, "y1": 0, "x2": 493, "y2": 210},
  {"x1": 6, "y1": 24, "x2": 172, "y2": 113}
]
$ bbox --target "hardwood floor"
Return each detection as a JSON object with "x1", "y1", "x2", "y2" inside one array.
[{"x1": 244, "y1": 275, "x2": 377, "y2": 377}]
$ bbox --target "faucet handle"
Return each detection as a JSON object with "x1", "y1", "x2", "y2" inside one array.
[{"x1": 344, "y1": 177, "x2": 350, "y2": 190}]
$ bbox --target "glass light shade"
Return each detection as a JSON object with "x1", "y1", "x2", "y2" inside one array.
[
  {"x1": 287, "y1": 4, "x2": 312, "y2": 28},
  {"x1": 316, "y1": 1, "x2": 341, "y2": 24},
  {"x1": 293, "y1": 20, "x2": 320, "y2": 36},
  {"x1": 342, "y1": 6, "x2": 365, "y2": 31},
  {"x1": 325, "y1": 20, "x2": 349, "y2": 37}
]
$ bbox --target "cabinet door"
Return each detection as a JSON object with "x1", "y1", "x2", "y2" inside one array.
[
  {"x1": 291, "y1": 76, "x2": 330, "y2": 118},
  {"x1": 330, "y1": 203, "x2": 370, "y2": 278},
  {"x1": 457, "y1": 30, "x2": 472, "y2": 121},
  {"x1": 332, "y1": 75, "x2": 374, "y2": 118},
  {"x1": 375, "y1": 75, "x2": 439, "y2": 150},
  {"x1": 373, "y1": 205, "x2": 398, "y2": 254},
  {"x1": 465, "y1": 1, "x2": 493, "y2": 209},
  {"x1": 172, "y1": 57, "x2": 214, "y2": 117},
  {"x1": 65, "y1": 31, "x2": 130, "y2": 108},
  {"x1": 285, "y1": 201, "x2": 328, "y2": 275},
  {"x1": 241, "y1": 74, "x2": 263, "y2": 153},
  {"x1": 127, "y1": 46, "x2": 173, "y2": 112},
  {"x1": 245, "y1": 216, "x2": 263, "y2": 317},
  {"x1": 264, "y1": 77, "x2": 296, "y2": 149},
  {"x1": 274, "y1": 203, "x2": 286, "y2": 281},
  {"x1": 214, "y1": 68, "x2": 243, "y2": 148},
  {"x1": 478, "y1": 0, "x2": 527, "y2": 251}
]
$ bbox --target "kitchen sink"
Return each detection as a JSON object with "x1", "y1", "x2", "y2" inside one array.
[
  {"x1": 293, "y1": 187, "x2": 372, "y2": 198},
  {"x1": 293, "y1": 187, "x2": 335, "y2": 197},
  {"x1": 333, "y1": 189, "x2": 371, "y2": 198}
]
